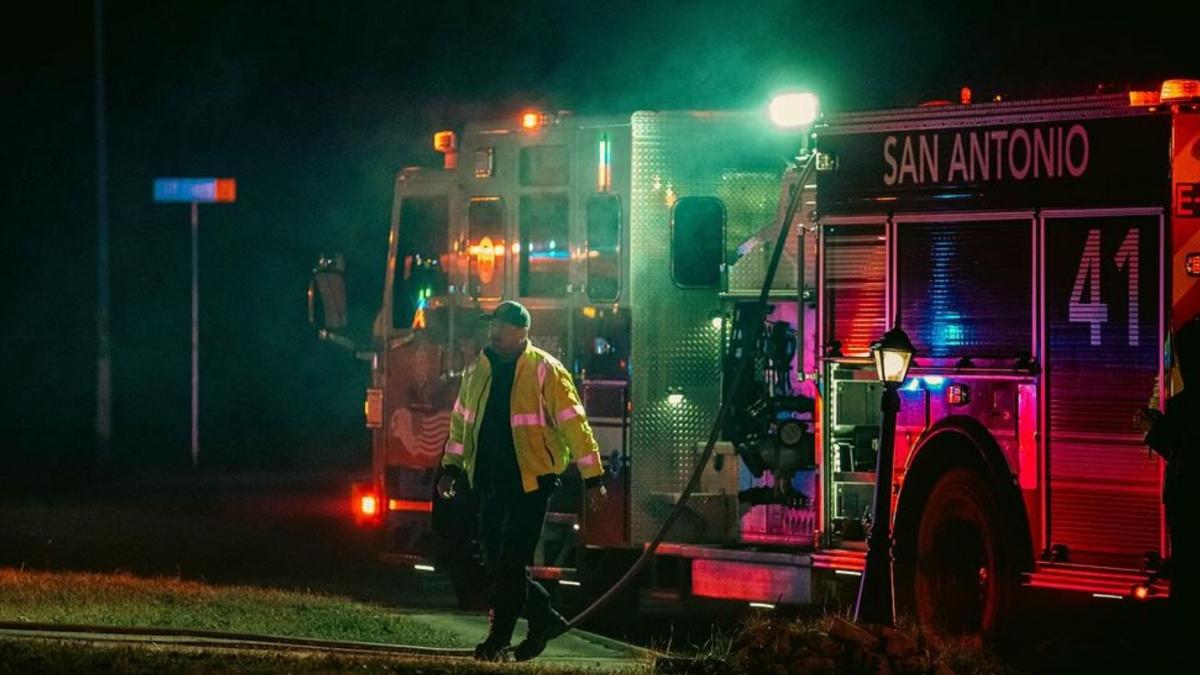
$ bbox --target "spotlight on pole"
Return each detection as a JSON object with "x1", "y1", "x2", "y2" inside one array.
[{"x1": 768, "y1": 91, "x2": 820, "y2": 129}]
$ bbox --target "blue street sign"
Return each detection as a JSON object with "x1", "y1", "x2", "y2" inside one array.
[{"x1": 153, "y1": 178, "x2": 237, "y2": 203}]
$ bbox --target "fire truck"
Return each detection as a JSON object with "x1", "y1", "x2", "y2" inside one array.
[
  {"x1": 310, "y1": 78, "x2": 1199, "y2": 633},
  {"x1": 809, "y1": 78, "x2": 1200, "y2": 632},
  {"x1": 311, "y1": 107, "x2": 814, "y2": 610}
]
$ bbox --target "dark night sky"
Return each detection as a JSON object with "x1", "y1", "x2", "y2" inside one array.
[{"x1": 3, "y1": 0, "x2": 1197, "y2": 476}]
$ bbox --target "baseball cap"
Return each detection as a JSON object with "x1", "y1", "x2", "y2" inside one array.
[{"x1": 482, "y1": 300, "x2": 531, "y2": 328}]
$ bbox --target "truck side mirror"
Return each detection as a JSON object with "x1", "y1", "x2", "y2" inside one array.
[{"x1": 308, "y1": 253, "x2": 348, "y2": 331}]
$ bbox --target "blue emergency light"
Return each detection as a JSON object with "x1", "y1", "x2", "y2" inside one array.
[{"x1": 153, "y1": 178, "x2": 237, "y2": 203}]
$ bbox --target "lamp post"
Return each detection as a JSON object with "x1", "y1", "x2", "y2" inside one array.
[{"x1": 854, "y1": 324, "x2": 916, "y2": 626}]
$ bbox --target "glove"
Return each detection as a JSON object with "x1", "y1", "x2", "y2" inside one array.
[
  {"x1": 437, "y1": 465, "x2": 464, "y2": 499},
  {"x1": 585, "y1": 483, "x2": 608, "y2": 511}
]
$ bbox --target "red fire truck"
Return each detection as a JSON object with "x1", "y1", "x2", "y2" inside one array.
[
  {"x1": 311, "y1": 108, "x2": 811, "y2": 610},
  {"x1": 309, "y1": 79, "x2": 1199, "y2": 633},
  {"x1": 811, "y1": 78, "x2": 1199, "y2": 632}
]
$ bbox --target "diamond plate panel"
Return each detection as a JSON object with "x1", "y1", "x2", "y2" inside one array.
[
  {"x1": 628, "y1": 112, "x2": 789, "y2": 543},
  {"x1": 726, "y1": 171, "x2": 804, "y2": 293}
]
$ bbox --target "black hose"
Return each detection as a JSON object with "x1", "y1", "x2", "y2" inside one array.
[{"x1": 566, "y1": 152, "x2": 817, "y2": 630}]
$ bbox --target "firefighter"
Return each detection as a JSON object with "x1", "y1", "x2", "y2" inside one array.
[
  {"x1": 1142, "y1": 315, "x2": 1199, "y2": 643},
  {"x1": 437, "y1": 300, "x2": 607, "y2": 662}
]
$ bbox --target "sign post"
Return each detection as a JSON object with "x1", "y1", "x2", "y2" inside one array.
[{"x1": 153, "y1": 178, "x2": 236, "y2": 468}]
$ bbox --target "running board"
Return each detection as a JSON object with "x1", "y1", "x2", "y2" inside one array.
[
  {"x1": 528, "y1": 566, "x2": 573, "y2": 581},
  {"x1": 1023, "y1": 564, "x2": 1169, "y2": 599},
  {"x1": 810, "y1": 551, "x2": 1169, "y2": 600},
  {"x1": 811, "y1": 549, "x2": 867, "y2": 573},
  {"x1": 655, "y1": 542, "x2": 813, "y2": 566},
  {"x1": 379, "y1": 552, "x2": 434, "y2": 570},
  {"x1": 379, "y1": 553, "x2": 573, "y2": 582},
  {"x1": 653, "y1": 542, "x2": 813, "y2": 604}
]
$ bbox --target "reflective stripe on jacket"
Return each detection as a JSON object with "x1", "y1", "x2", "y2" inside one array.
[{"x1": 442, "y1": 342, "x2": 604, "y2": 493}]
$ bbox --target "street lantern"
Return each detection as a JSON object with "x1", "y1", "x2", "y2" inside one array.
[
  {"x1": 871, "y1": 325, "x2": 917, "y2": 384},
  {"x1": 855, "y1": 323, "x2": 915, "y2": 627}
]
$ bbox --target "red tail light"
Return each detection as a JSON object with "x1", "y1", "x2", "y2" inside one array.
[
  {"x1": 521, "y1": 111, "x2": 542, "y2": 130},
  {"x1": 351, "y1": 482, "x2": 383, "y2": 527}
]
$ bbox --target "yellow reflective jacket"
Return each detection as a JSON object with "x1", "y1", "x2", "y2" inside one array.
[{"x1": 442, "y1": 342, "x2": 604, "y2": 493}]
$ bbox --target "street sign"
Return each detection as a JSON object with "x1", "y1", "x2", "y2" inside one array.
[
  {"x1": 152, "y1": 176, "x2": 237, "y2": 468},
  {"x1": 153, "y1": 178, "x2": 237, "y2": 203}
]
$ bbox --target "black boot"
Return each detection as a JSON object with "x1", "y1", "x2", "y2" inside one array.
[
  {"x1": 473, "y1": 638, "x2": 513, "y2": 662},
  {"x1": 474, "y1": 609, "x2": 515, "y2": 662},
  {"x1": 513, "y1": 607, "x2": 569, "y2": 661}
]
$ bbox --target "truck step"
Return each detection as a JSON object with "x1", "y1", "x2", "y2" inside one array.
[{"x1": 1024, "y1": 563, "x2": 1169, "y2": 599}]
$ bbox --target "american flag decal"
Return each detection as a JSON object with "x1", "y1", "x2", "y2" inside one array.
[{"x1": 390, "y1": 407, "x2": 453, "y2": 462}]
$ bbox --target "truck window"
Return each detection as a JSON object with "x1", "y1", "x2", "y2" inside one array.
[
  {"x1": 671, "y1": 196, "x2": 725, "y2": 288},
  {"x1": 467, "y1": 198, "x2": 506, "y2": 300},
  {"x1": 519, "y1": 193, "x2": 569, "y2": 297},
  {"x1": 519, "y1": 146, "x2": 569, "y2": 187},
  {"x1": 586, "y1": 195, "x2": 621, "y2": 302},
  {"x1": 392, "y1": 196, "x2": 449, "y2": 329},
  {"x1": 896, "y1": 220, "x2": 1031, "y2": 359},
  {"x1": 823, "y1": 225, "x2": 886, "y2": 357}
]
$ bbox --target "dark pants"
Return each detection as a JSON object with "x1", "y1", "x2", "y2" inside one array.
[{"x1": 479, "y1": 477, "x2": 556, "y2": 643}]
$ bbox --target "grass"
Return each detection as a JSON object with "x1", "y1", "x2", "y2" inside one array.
[
  {"x1": 721, "y1": 608, "x2": 1026, "y2": 675},
  {"x1": 0, "y1": 639, "x2": 649, "y2": 675},
  {"x1": 0, "y1": 568, "x2": 653, "y2": 674},
  {"x1": 0, "y1": 567, "x2": 463, "y2": 647}
]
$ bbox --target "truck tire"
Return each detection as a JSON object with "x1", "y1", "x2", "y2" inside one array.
[{"x1": 914, "y1": 467, "x2": 1012, "y2": 636}]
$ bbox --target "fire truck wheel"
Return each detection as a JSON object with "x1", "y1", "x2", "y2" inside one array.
[{"x1": 914, "y1": 467, "x2": 1011, "y2": 636}]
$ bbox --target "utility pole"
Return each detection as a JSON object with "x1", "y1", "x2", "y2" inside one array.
[
  {"x1": 191, "y1": 201, "x2": 199, "y2": 466},
  {"x1": 94, "y1": 0, "x2": 112, "y2": 468}
]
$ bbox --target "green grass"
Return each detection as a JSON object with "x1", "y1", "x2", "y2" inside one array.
[
  {"x1": 723, "y1": 609, "x2": 1025, "y2": 675},
  {"x1": 0, "y1": 639, "x2": 648, "y2": 675},
  {"x1": 0, "y1": 568, "x2": 463, "y2": 647},
  {"x1": 0, "y1": 569, "x2": 652, "y2": 673}
]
